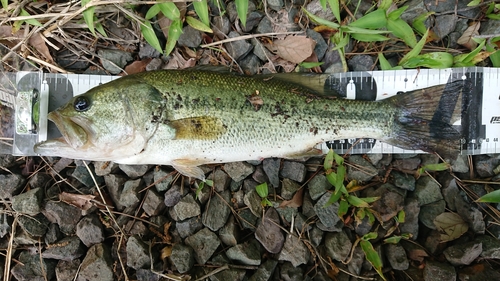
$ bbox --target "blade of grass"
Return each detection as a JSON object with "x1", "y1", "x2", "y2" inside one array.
[
  {"x1": 186, "y1": 16, "x2": 213, "y2": 33},
  {"x1": 387, "y1": 18, "x2": 417, "y2": 47},
  {"x1": 327, "y1": 0, "x2": 341, "y2": 23},
  {"x1": 165, "y1": 18, "x2": 183, "y2": 56},
  {"x1": 193, "y1": 0, "x2": 210, "y2": 27},
  {"x1": 140, "y1": 20, "x2": 162, "y2": 53},
  {"x1": 20, "y1": 9, "x2": 43, "y2": 27},
  {"x1": 158, "y1": 2, "x2": 180, "y2": 20},
  {"x1": 399, "y1": 28, "x2": 429, "y2": 66},
  {"x1": 81, "y1": 0, "x2": 96, "y2": 36},
  {"x1": 235, "y1": 0, "x2": 249, "y2": 28},
  {"x1": 302, "y1": 8, "x2": 340, "y2": 29}
]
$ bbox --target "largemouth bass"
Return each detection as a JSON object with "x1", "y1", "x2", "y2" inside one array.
[{"x1": 34, "y1": 69, "x2": 465, "y2": 179}]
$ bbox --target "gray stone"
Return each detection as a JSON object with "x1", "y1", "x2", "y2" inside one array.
[
  {"x1": 278, "y1": 234, "x2": 310, "y2": 267},
  {"x1": 120, "y1": 179, "x2": 143, "y2": 208},
  {"x1": 18, "y1": 213, "x2": 50, "y2": 237},
  {"x1": 281, "y1": 161, "x2": 307, "y2": 183},
  {"x1": 423, "y1": 260, "x2": 456, "y2": 281},
  {"x1": 56, "y1": 259, "x2": 80, "y2": 281},
  {"x1": 413, "y1": 177, "x2": 443, "y2": 206},
  {"x1": 249, "y1": 259, "x2": 278, "y2": 281},
  {"x1": 306, "y1": 0, "x2": 335, "y2": 21},
  {"x1": 43, "y1": 201, "x2": 82, "y2": 235},
  {"x1": 367, "y1": 184, "x2": 405, "y2": 222},
  {"x1": 391, "y1": 171, "x2": 416, "y2": 191},
  {"x1": 354, "y1": 214, "x2": 372, "y2": 236},
  {"x1": 452, "y1": 155, "x2": 469, "y2": 173},
  {"x1": 308, "y1": 174, "x2": 330, "y2": 200},
  {"x1": 239, "y1": 208, "x2": 259, "y2": 229},
  {"x1": 45, "y1": 223, "x2": 63, "y2": 245},
  {"x1": 11, "y1": 251, "x2": 57, "y2": 281},
  {"x1": 281, "y1": 178, "x2": 300, "y2": 200},
  {"x1": 244, "y1": 189, "x2": 263, "y2": 217},
  {"x1": 433, "y1": 14, "x2": 457, "y2": 39},
  {"x1": 400, "y1": 198, "x2": 420, "y2": 239},
  {"x1": 313, "y1": 193, "x2": 343, "y2": 231},
  {"x1": 164, "y1": 184, "x2": 188, "y2": 207},
  {"x1": 280, "y1": 262, "x2": 304, "y2": 281},
  {"x1": 126, "y1": 235, "x2": 151, "y2": 270},
  {"x1": 263, "y1": 158, "x2": 280, "y2": 187},
  {"x1": 143, "y1": 189, "x2": 166, "y2": 216},
  {"x1": 203, "y1": 190, "x2": 231, "y2": 231},
  {"x1": 103, "y1": 173, "x2": 127, "y2": 210},
  {"x1": 256, "y1": 16, "x2": 273, "y2": 34},
  {"x1": 153, "y1": 167, "x2": 174, "y2": 192},
  {"x1": 267, "y1": 0, "x2": 283, "y2": 11},
  {"x1": 348, "y1": 55, "x2": 377, "y2": 71},
  {"x1": 76, "y1": 214, "x2": 105, "y2": 247},
  {"x1": 474, "y1": 155, "x2": 500, "y2": 177},
  {"x1": 347, "y1": 155, "x2": 377, "y2": 182},
  {"x1": 0, "y1": 173, "x2": 25, "y2": 199},
  {"x1": 27, "y1": 173, "x2": 51, "y2": 189},
  {"x1": 419, "y1": 199, "x2": 446, "y2": 229},
  {"x1": 252, "y1": 165, "x2": 269, "y2": 184},
  {"x1": 70, "y1": 165, "x2": 103, "y2": 187},
  {"x1": 224, "y1": 161, "x2": 255, "y2": 182},
  {"x1": 139, "y1": 42, "x2": 161, "y2": 59},
  {"x1": 42, "y1": 236, "x2": 86, "y2": 261},
  {"x1": 136, "y1": 269, "x2": 160, "y2": 281},
  {"x1": 442, "y1": 176, "x2": 460, "y2": 211},
  {"x1": 443, "y1": 241, "x2": 482, "y2": 266},
  {"x1": 385, "y1": 244, "x2": 409, "y2": 270},
  {"x1": 185, "y1": 228, "x2": 221, "y2": 265},
  {"x1": 210, "y1": 267, "x2": 246, "y2": 281},
  {"x1": 255, "y1": 208, "x2": 284, "y2": 254},
  {"x1": 455, "y1": 196, "x2": 485, "y2": 234},
  {"x1": 177, "y1": 25, "x2": 202, "y2": 48},
  {"x1": 207, "y1": 168, "x2": 231, "y2": 192},
  {"x1": 224, "y1": 31, "x2": 253, "y2": 61},
  {"x1": 240, "y1": 53, "x2": 261, "y2": 75},
  {"x1": 310, "y1": 226, "x2": 324, "y2": 247},
  {"x1": 119, "y1": 164, "x2": 150, "y2": 178},
  {"x1": 306, "y1": 29, "x2": 327, "y2": 61},
  {"x1": 171, "y1": 243, "x2": 194, "y2": 273},
  {"x1": 242, "y1": 11, "x2": 264, "y2": 33},
  {"x1": 458, "y1": 262, "x2": 500, "y2": 281},
  {"x1": 93, "y1": 161, "x2": 119, "y2": 176},
  {"x1": 275, "y1": 205, "x2": 298, "y2": 224},
  {"x1": 252, "y1": 38, "x2": 273, "y2": 62},
  {"x1": 173, "y1": 194, "x2": 200, "y2": 221},
  {"x1": 98, "y1": 49, "x2": 133, "y2": 74},
  {"x1": 325, "y1": 230, "x2": 352, "y2": 262},
  {"x1": 146, "y1": 57, "x2": 163, "y2": 71},
  {"x1": 348, "y1": 245, "x2": 365, "y2": 275},
  {"x1": 393, "y1": 157, "x2": 421, "y2": 170},
  {"x1": 219, "y1": 216, "x2": 240, "y2": 246},
  {"x1": 477, "y1": 235, "x2": 500, "y2": 259},
  {"x1": 226, "y1": 1, "x2": 256, "y2": 22},
  {"x1": 226, "y1": 239, "x2": 261, "y2": 265},
  {"x1": 213, "y1": 15, "x2": 230, "y2": 38},
  {"x1": 175, "y1": 217, "x2": 203, "y2": 239},
  {"x1": 77, "y1": 244, "x2": 114, "y2": 281}
]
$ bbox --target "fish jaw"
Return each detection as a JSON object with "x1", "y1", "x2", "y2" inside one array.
[{"x1": 47, "y1": 111, "x2": 88, "y2": 149}]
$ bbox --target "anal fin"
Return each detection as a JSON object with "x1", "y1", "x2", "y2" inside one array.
[{"x1": 171, "y1": 159, "x2": 207, "y2": 180}]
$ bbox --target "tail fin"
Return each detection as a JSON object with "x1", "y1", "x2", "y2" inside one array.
[{"x1": 384, "y1": 80, "x2": 469, "y2": 159}]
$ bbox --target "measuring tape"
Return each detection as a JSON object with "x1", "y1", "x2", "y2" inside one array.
[{"x1": 1, "y1": 67, "x2": 499, "y2": 157}]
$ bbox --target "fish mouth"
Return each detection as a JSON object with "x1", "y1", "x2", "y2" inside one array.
[{"x1": 47, "y1": 111, "x2": 89, "y2": 149}]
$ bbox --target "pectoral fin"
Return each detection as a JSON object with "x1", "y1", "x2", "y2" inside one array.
[
  {"x1": 170, "y1": 116, "x2": 226, "y2": 140},
  {"x1": 172, "y1": 159, "x2": 207, "y2": 180}
]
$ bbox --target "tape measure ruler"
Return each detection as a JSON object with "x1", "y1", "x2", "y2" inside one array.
[{"x1": 1, "y1": 65, "x2": 499, "y2": 157}]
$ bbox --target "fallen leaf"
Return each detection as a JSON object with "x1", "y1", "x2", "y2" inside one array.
[
  {"x1": 124, "y1": 58, "x2": 152, "y2": 75},
  {"x1": 161, "y1": 245, "x2": 172, "y2": 260},
  {"x1": 59, "y1": 192, "x2": 95, "y2": 211},
  {"x1": 457, "y1": 22, "x2": 480, "y2": 50},
  {"x1": 279, "y1": 188, "x2": 304, "y2": 208},
  {"x1": 433, "y1": 212, "x2": 468, "y2": 242},
  {"x1": 408, "y1": 248, "x2": 428, "y2": 262},
  {"x1": 28, "y1": 33, "x2": 53, "y2": 63},
  {"x1": 266, "y1": 35, "x2": 316, "y2": 64}
]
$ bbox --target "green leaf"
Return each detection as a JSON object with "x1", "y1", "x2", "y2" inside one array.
[
  {"x1": 205, "y1": 179, "x2": 214, "y2": 187},
  {"x1": 333, "y1": 151, "x2": 344, "y2": 166},
  {"x1": 145, "y1": 4, "x2": 161, "y2": 20},
  {"x1": 378, "y1": 0, "x2": 393, "y2": 10},
  {"x1": 261, "y1": 198, "x2": 273, "y2": 207},
  {"x1": 338, "y1": 199, "x2": 349, "y2": 217},
  {"x1": 325, "y1": 190, "x2": 342, "y2": 207},
  {"x1": 362, "y1": 231, "x2": 378, "y2": 240},
  {"x1": 384, "y1": 236, "x2": 402, "y2": 244},
  {"x1": 399, "y1": 28, "x2": 429, "y2": 66},
  {"x1": 455, "y1": 39, "x2": 486, "y2": 65},
  {"x1": 81, "y1": 0, "x2": 96, "y2": 36},
  {"x1": 140, "y1": 20, "x2": 163, "y2": 53},
  {"x1": 347, "y1": 195, "x2": 370, "y2": 208},
  {"x1": 320, "y1": 0, "x2": 327, "y2": 10},
  {"x1": 486, "y1": 41, "x2": 500, "y2": 67},
  {"x1": 193, "y1": 0, "x2": 210, "y2": 27},
  {"x1": 412, "y1": 12, "x2": 435, "y2": 35},
  {"x1": 366, "y1": 210, "x2": 376, "y2": 224},
  {"x1": 387, "y1": 18, "x2": 417, "y2": 47},
  {"x1": 299, "y1": 61, "x2": 324, "y2": 68},
  {"x1": 324, "y1": 149, "x2": 335, "y2": 170},
  {"x1": 255, "y1": 182, "x2": 269, "y2": 198},
  {"x1": 360, "y1": 240, "x2": 386, "y2": 281},
  {"x1": 487, "y1": 13, "x2": 500, "y2": 20},
  {"x1": 477, "y1": 189, "x2": 500, "y2": 203},
  {"x1": 1, "y1": 0, "x2": 7, "y2": 10},
  {"x1": 360, "y1": 196, "x2": 380, "y2": 203},
  {"x1": 356, "y1": 208, "x2": 366, "y2": 220},
  {"x1": 402, "y1": 52, "x2": 454, "y2": 68},
  {"x1": 342, "y1": 25, "x2": 390, "y2": 35},
  {"x1": 467, "y1": 0, "x2": 481, "y2": 6},
  {"x1": 378, "y1": 53, "x2": 393, "y2": 70},
  {"x1": 418, "y1": 162, "x2": 451, "y2": 175},
  {"x1": 331, "y1": 32, "x2": 350, "y2": 50},
  {"x1": 20, "y1": 9, "x2": 42, "y2": 27},
  {"x1": 186, "y1": 16, "x2": 213, "y2": 33},
  {"x1": 388, "y1": 6, "x2": 408, "y2": 21},
  {"x1": 302, "y1": 8, "x2": 340, "y2": 29},
  {"x1": 164, "y1": 18, "x2": 183, "y2": 56},
  {"x1": 195, "y1": 181, "x2": 205, "y2": 200},
  {"x1": 327, "y1": 0, "x2": 341, "y2": 23},
  {"x1": 348, "y1": 9, "x2": 387, "y2": 29},
  {"x1": 350, "y1": 33, "x2": 389, "y2": 42},
  {"x1": 158, "y1": 2, "x2": 181, "y2": 20},
  {"x1": 235, "y1": 0, "x2": 249, "y2": 27},
  {"x1": 397, "y1": 210, "x2": 405, "y2": 223}
]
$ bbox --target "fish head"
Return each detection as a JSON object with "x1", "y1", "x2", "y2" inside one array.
[{"x1": 35, "y1": 78, "x2": 163, "y2": 160}]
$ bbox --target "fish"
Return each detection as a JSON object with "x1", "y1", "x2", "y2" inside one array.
[{"x1": 34, "y1": 69, "x2": 466, "y2": 180}]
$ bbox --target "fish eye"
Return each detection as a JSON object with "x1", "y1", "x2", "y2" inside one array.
[{"x1": 74, "y1": 96, "x2": 91, "y2": 112}]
